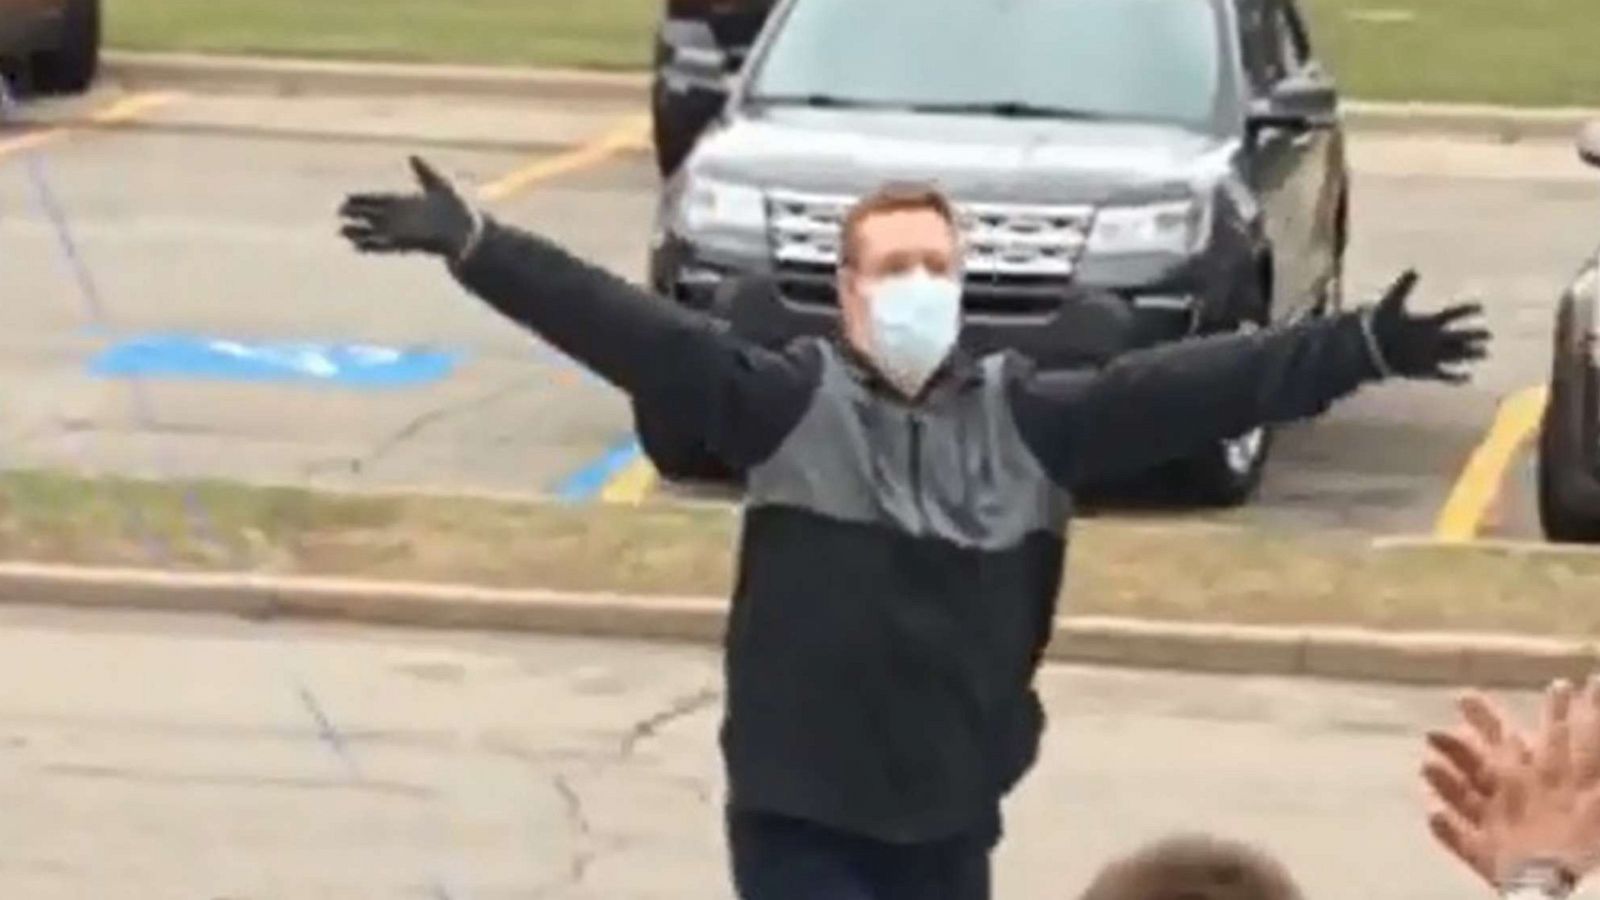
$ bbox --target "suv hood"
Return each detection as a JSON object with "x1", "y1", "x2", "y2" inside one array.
[{"x1": 688, "y1": 107, "x2": 1236, "y2": 205}]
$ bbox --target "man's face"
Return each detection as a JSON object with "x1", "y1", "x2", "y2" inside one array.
[{"x1": 838, "y1": 207, "x2": 960, "y2": 355}]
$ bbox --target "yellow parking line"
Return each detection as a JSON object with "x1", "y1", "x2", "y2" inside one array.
[
  {"x1": 0, "y1": 91, "x2": 181, "y2": 162},
  {"x1": 599, "y1": 453, "x2": 662, "y2": 505},
  {"x1": 479, "y1": 115, "x2": 650, "y2": 203},
  {"x1": 1433, "y1": 385, "x2": 1549, "y2": 543},
  {"x1": 86, "y1": 91, "x2": 184, "y2": 125}
]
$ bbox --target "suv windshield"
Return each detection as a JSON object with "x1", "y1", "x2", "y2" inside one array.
[{"x1": 746, "y1": 0, "x2": 1224, "y2": 129}]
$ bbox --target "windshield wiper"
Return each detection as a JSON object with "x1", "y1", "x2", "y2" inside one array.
[
  {"x1": 746, "y1": 95, "x2": 1105, "y2": 119},
  {"x1": 906, "y1": 101, "x2": 1110, "y2": 120},
  {"x1": 745, "y1": 93, "x2": 901, "y2": 109}
]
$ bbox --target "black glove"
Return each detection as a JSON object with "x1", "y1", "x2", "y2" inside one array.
[
  {"x1": 1364, "y1": 270, "x2": 1490, "y2": 383},
  {"x1": 339, "y1": 156, "x2": 479, "y2": 259}
]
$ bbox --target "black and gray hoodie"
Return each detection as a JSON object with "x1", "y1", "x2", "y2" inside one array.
[{"x1": 451, "y1": 219, "x2": 1386, "y2": 845}]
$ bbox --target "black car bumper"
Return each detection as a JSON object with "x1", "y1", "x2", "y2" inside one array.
[{"x1": 650, "y1": 235, "x2": 1234, "y2": 367}]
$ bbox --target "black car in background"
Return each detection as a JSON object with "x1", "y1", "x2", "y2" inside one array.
[
  {"x1": 1537, "y1": 120, "x2": 1600, "y2": 543},
  {"x1": 648, "y1": 0, "x2": 1349, "y2": 506},
  {"x1": 652, "y1": 0, "x2": 774, "y2": 178},
  {"x1": 0, "y1": 0, "x2": 99, "y2": 95}
]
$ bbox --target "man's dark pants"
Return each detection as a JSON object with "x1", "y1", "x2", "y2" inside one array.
[{"x1": 727, "y1": 807, "x2": 999, "y2": 900}]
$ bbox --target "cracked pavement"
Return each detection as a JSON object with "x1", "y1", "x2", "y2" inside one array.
[{"x1": 0, "y1": 602, "x2": 1543, "y2": 900}]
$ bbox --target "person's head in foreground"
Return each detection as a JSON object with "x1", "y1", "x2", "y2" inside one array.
[
  {"x1": 834, "y1": 181, "x2": 965, "y2": 398},
  {"x1": 1424, "y1": 675, "x2": 1600, "y2": 899},
  {"x1": 1077, "y1": 834, "x2": 1303, "y2": 900}
]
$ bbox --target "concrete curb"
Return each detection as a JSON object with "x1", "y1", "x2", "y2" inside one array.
[
  {"x1": 1372, "y1": 535, "x2": 1600, "y2": 558},
  {"x1": 1343, "y1": 101, "x2": 1597, "y2": 142},
  {"x1": 1056, "y1": 617, "x2": 1599, "y2": 688},
  {"x1": 79, "y1": 117, "x2": 606, "y2": 159},
  {"x1": 2, "y1": 561, "x2": 1593, "y2": 690},
  {"x1": 102, "y1": 51, "x2": 650, "y2": 105},
  {"x1": 103, "y1": 52, "x2": 1599, "y2": 141}
]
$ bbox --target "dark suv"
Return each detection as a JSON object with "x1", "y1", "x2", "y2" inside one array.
[
  {"x1": 649, "y1": 0, "x2": 1349, "y2": 505},
  {"x1": 1537, "y1": 121, "x2": 1600, "y2": 543}
]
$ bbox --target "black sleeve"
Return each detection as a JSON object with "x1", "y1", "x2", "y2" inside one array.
[
  {"x1": 1012, "y1": 285, "x2": 1137, "y2": 370},
  {"x1": 633, "y1": 399, "x2": 734, "y2": 481},
  {"x1": 1009, "y1": 312, "x2": 1383, "y2": 489},
  {"x1": 449, "y1": 219, "x2": 818, "y2": 469}
]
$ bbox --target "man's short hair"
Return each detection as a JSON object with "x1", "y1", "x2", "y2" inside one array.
[
  {"x1": 1077, "y1": 835, "x2": 1304, "y2": 900},
  {"x1": 840, "y1": 181, "x2": 960, "y2": 269}
]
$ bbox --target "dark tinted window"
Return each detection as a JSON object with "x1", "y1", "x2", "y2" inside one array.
[
  {"x1": 1241, "y1": 0, "x2": 1313, "y2": 89},
  {"x1": 748, "y1": 0, "x2": 1223, "y2": 129}
]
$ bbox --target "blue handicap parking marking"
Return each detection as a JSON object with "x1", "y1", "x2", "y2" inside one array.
[
  {"x1": 553, "y1": 436, "x2": 644, "y2": 502},
  {"x1": 89, "y1": 334, "x2": 462, "y2": 388}
]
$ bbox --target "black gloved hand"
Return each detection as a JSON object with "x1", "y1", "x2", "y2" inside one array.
[
  {"x1": 1365, "y1": 270, "x2": 1491, "y2": 383},
  {"x1": 339, "y1": 156, "x2": 479, "y2": 259}
]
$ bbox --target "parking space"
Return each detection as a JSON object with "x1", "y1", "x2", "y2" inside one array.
[
  {"x1": 0, "y1": 89, "x2": 649, "y2": 496},
  {"x1": 0, "y1": 603, "x2": 1499, "y2": 900},
  {"x1": 0, "y1": 85, "x2": 1592, "y2": 540},
  {"x1": 1248, "y1": 160, "x2": 1596, "y2": 540}
]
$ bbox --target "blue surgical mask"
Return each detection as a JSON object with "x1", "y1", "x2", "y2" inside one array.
[{"x1": 866, "y1": 269, "x2": 963, "y2": 397}]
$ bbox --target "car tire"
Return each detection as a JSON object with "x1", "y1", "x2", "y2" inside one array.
[
  {"x1": 1174, "y1": 294, "x2": 1273, "y2": 506},
  {"x1": 1177, "y1": 420, "x2": 1274, "y2": 508},
  {"x1": 1316, "y1": 192, "x2": 1349, "y2": 315},
  {"x1": 1316, "y1": 259, "x2": 1344, "y2": 316},
  {"x1": 31, "y1": 0, "x2": 99, "y2": 95},
  {"x1": 1537, "y1": 397, "x2": 1600, "y2": 544}
]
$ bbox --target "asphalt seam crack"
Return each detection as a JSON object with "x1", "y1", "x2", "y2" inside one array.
[
  {"x1": 553, "y1": 773, "x2": 592, "y2": 838},
  {"x1": 618, "y1": 686, "x2": 721, "y2": 760},
  {"x1": 533, "y1": 773, "x2": 599, "y2": 898},
  {"x1": 301, "y1": 376, "x2": 535, "y2": 477},
  {"x1": 526, "y1": 686, "x2": 721, "y2": 895}
]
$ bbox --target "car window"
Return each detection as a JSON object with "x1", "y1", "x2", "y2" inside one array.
[
  {"x1": 746, "y1": 0, "x2": 1224, "y2": 130},
  {"x1": 1239, "y1": 0, "x2": 1310, "y2": 90}
]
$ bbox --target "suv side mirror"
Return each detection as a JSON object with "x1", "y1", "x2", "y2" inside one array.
[
  {"x1": 1579, "y1": 119, "x2": 1600, "y2": 169},
  {"x1": 659, "y1": 19, "x2": 734, "y2": 94},
  {"x1": 1247, "y1": 75, "x2": 1338, "y2": 134}
]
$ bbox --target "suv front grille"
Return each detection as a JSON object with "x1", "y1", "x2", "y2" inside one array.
[{"x1": 766, "y1": 190, "x2": 1094, "y2": 315}]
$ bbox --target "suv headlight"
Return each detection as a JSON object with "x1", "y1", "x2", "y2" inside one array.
[
  {"x1": 678, "y1": 177, "x2": 767, "y2": 236},
  {"x1": 1086, "y1": 199, "x2": 1211, "y2": 257}
]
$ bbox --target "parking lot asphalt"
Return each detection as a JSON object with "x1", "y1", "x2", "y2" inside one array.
[
  {"x1": 0, "y1": 601, "x2": 1520, "y2": 899},
  {"x1": 1, "y1": 86, "x2": 1595, "y2": 542}
]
